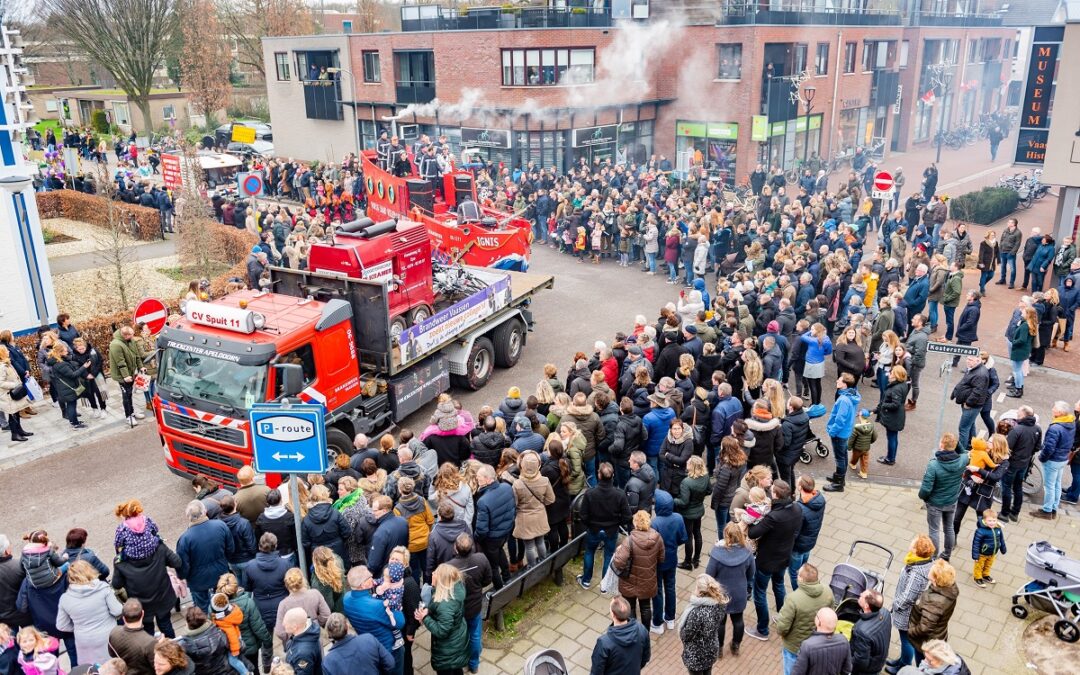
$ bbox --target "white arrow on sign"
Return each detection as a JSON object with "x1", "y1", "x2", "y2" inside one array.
[{"x1": 272, "y1": 451, "x2": 306, "y2": 462}]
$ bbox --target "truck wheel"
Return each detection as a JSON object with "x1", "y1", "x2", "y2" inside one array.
[
  {"x1": 389, "y1": 315, "x2": 408, "y2": 342},
  {"x1": 463, "y1": 337, "x2": 494, "y2": 390},
  {"x1": 492, "y1": 319, "x2": 524, "y2": 368},
  {"x1": 410, "y1": 305, "x2": 432, "y2": 326},
  {"x1": 326, "y1": 428, "x2": 353, "y2": 465}
]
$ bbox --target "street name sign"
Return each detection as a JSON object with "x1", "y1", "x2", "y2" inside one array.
[{"x1": 926, "y1": 342, "x2": 980, "y2": 357}]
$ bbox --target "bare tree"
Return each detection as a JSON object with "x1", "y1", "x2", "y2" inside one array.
[
  {"x1": 91, "y1": 165, "x2": 143, "y2": 312},
  {"x1": 218, "y1": 0, "x2": 315, "y2": 81},
  {"x1": 42, "y1": 0, "x2": 177, "y2": 134},
  {"x1": 178, "y1": 0, "x2": 230, "y2": 127},
  {"x1": 174, "y1": 145, "x2": 225, "y2": 281}
]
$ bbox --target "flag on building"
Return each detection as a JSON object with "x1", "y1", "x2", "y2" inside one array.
[{"x1": 921, "y1": 89, "x2": 936, "y2": 105}]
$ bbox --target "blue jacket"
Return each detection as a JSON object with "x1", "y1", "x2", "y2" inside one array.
[
  {"x1": 709, "y1": 395, "x2": 743, "y2": 445},
  {"x1": 971, "y1": 517, "x2": 1007, "y2": 560},
  {"x1": 590, "y1": 619, "x2": 651, "y2": 675},
  {"x1": 323, "y1": 633, "x2": 394, "y2": 675},
  {"x1": 242, "y1": 551, "x2": 290, "y2": 629},
  {"x1": 955, "y1": 300, "x2": 981, "y2": 343},
  {"x1": 826, "y1": 388, "x2": 861, "y2": 440},
  {"x1": 1039, "y1": 417, "x2": 1077, "y2": 464},
  {"x1": 367, "y1": 513, "x2": 408, "y2": 578},
  {"x1": 903, "y1": 275, "x2": 930, "y2": 313},
  {"x1": 62, "y1": 546, "x2": 110, "y2": 580},
  {"x1": 693, "y1": 278, "x2": 710, "y2": 313},
  {"x1": 792, "y1": 491, "x2": 827, "y2": 554},
  {"x1": 343, "y1": 589, "x2": 404, "y2": 654},
  {"x1": 221, "y1": 513, "x2": 257, "y2": 565},
  {"x1": 1031, "y1": 242, "x2": 1056, "y2": 272},
  {"x1": 4, "y1": 341, "x2": 29, "y2": 379},
  {"x1": 285, "y1": 621, "x2": 322, "y2": 675},
  {"x1": 176, "y1": 519, "x2": 233, "y2": 597},
  {"x1": 650, "y1": 491, "x2": 688, "y2": 572},
  {"x1": 642, "y1": 407, "x2": 676, "y2": 457},
  {"x1": 474, "y1": 481, "x2": 516, "y2": 541},
  {"x1": 799, "y1": 332, "x2": 833, "y2": 365}
]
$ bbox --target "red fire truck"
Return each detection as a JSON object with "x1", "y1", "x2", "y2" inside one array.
[{"x1": 153, "y1": 217, "x2": 551, "y2": 487}]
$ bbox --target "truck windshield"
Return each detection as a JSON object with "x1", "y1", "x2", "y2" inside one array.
[{"x1": 157, "y1": 347, "x2": 267, "y2": 411}]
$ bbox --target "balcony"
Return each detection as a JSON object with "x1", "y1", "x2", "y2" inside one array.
[
  {"x1": 914, "y1": 11, "x2": 1003, "y2": 27},
  {"x1": 396, "y1": 80, "x2": 436, "y2": 104},
  {"x1": 302, "y1": 80, "x2": 343, "y2": 121},
  {"x1": 717, "y1": 1, "x2": 901, "y2": 26},
  {"x1": 400, "y1": 5, "x2": 613, "y2": 32}
]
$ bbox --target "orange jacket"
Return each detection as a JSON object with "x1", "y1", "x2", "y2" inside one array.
[{"x1": 212, "y1": 605, "x2": 245, "y2": 655}]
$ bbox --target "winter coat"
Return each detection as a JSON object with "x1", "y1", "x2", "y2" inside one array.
[
  {"x1": 951, "y1": 364, "x2": 989, "y2": 409},
  {"x1": 1007, "y1": 415, "x2": 1043, "y2": 468},
  {"x1": 792, "y1": 491, "x2": 826, "y2": 554},
  {"x1": 642, "y1": 406, "x2": 676, "y2": 457},
  {"x1": 232, "y1": 589, "x2": 272, "y2": 658},
  {"x1": 177, "y1": 518, "x2": 233, "y2": 600},
  {"x1": 425, "y1": 433, "x2": 471, "y2": 468},
  {"x1": 918, "y1": 449, "x2": 969, "y2": 507},
  {"x1": 792, "y1": 631, "x2": 853, "y2": 675},
  {"x1": 0, "y1": 554, "x2": 31, "y2": 627},
  {"x1": 746, "y1": 414, "x2": 783, "y2": 469},
  {"x1": 366, "y1": 512, "x2": 409, "y2": 578},
  {"x1": 1009, "y1": 323, "x2": 1034, "y2": 362},
  {"x1": 674, "y1": 473, "x2": 709, "y2": 521},
  {"x1": 776, "y1": 579, "x2": 834, "y2": 653},
  {"x1": 908, "y1": 582, "x2": 959, "y2": 650},
  {"x1": 343, "y1": 589, "x2": 403, "y2": 655},
  {"x1": 284, "y1": 621, "x2": 322, "y2": 675},
  {"x1": 650, "y1": 491, "x2": 688, "y2": 572},
  {"x1": 592, "y1": 618, "x2": 651, "y2": 675},
  {"x1": 540, "y1": 456, "x2": 573, "y2": 525},
  {"x1": 56, "y1": 580, "x2": 123, "y2": 665},
  {"x1": 705, "y1": 543, "x2": 754, "y2": 613},
  {"x1": 108, "y1": 623, "x2": 158, "y2": 675},
  {"x1": 709, "y1": 461, "x2": 742, "y2": 511},
  {"x1": 512, "y1": 471, "x2": 555, "y2": 539},
  {"x1": 241, "y1": 551, "x2": 291, "y2": 631},
  {"x1": 659, "y1": 430, "x2": 695, "y2": 494},
  {"x1": 566, "y1": 403, "x2": 606, "y2": 461},
  {"x1": 928, "y1": 266, "x2": 949, "y2": 302},
  {"x1": 448, "y1": 551, "x2": 492, "y2": 620},
  {"x1": 848, "y1": 419, "x2": 878, "y2": 452},
  {"x1": 678, "y1": 595, "x2": 724, "y2": 672},
  {"x1": 879, "y1": 381, "x2": 909, "y2": 432},
  {"x1": 393, "y1": 494, "x2": 434, "y2": 553},
  {"x1": 233, "y1": 483, "x2": 270, "y2": 526},
  {"x1": 850, "y1": 607, "x2": 892, "y2": 675},
  {"x1": 255, "y1": 508, "x2": 298, "y2": 558},
  {"x1": 971, "y1": 517, "x2": 1007, "y2": 559},
  {"x1": 826, "y1": 388, "x2": 861, "y2": 440},
  {"x1": 221, "y1": 513, "x2": 257, "y2": 565},
  {"x1": 178, "y1": 621, "x2": 232, "y2": 675},
  {"x1": 1039, "y1": 417, "x2": 1077, "y2": 464},
  {"x1": 385, "y1": 461, "x2": 430, "y2": 503},
  {"x1": 425, "y1": 519, "x2": 469, "y2": 580},
  {"x1": 273, "y1": 589, "x2": 330, "y2": 644},
  {"x1": 474, "y1": 481, "x2": 516, "y2": 541},
  {"x1": 107, "y1": 329, "x2": 142, "y2": 383},
  {"x1": 301, "y1": 502, "x2": 351, "y2": 563},
  {"x1": 613, "y1": 528, "x2": 664, "y2": 599},
  {"x1": 609, "y1": 414, "x2": 646, "y2": 467},
  {"x1": 47, "y1": 355, "x2": 87, "y2": 404},
  {"x1": 111, "y1": 543, "x2": 181, "y2": 616},
  {"x1": 955, "y1": 300, "x2": 980, "y2": 341},
  {"x1": 779, "y1": 410, "x2": 812, "y2": 466},
  {"x1": 626, "y1": 463, "x2": 657, "y2": 515},
  {"x1": 748, "y1": 497, "x2": 804, "y2": 573},
  {"x1": 424, "y1": 582, "x2": 469, "y2": 671},
  {"x1": 904, "y1": 275, "x2": 930, "y2": 314},
  {"x1": 0, "y1": 362, "x2": 30, "y2": 415},
  {"x1": 322, "y1": 633, "x2": 394, "y2": 675},
  {"x1": 562, "y1": 429, "x2": 588, "y2": 496},
  {"x1": 891, "y1": 557, "x2": 933, "y2": 630},
  {"x1": 471, "y1": 430, "x2": 509, "y2": 467}
]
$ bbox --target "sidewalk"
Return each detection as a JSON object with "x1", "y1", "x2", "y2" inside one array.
[
  {"x1": 48, "y1": 237, "x2": 177, "y2": 275},
  {"x1": 0, "y1": 379, "x2": 146, "y2": 469},
  {"x1": 454, "y1": 481, "x2": 1080, "y2": 674}
]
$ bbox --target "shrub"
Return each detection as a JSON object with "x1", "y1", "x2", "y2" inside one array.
[
  {"x1": 35, "y1": 190, "x2": 162, "y2": 241},
  {"x1": 90, "y1": 109, "x2": 110, "y2": 134},
  {"x1": 949, "y1": 187, "x2": 1019, "y2": 225}
]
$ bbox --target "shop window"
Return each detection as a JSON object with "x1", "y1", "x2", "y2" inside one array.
[
  {"x1": 794, "y1": 44, "x2": 808, "y2": 76},
  {"x1": 843, "y1": 42, "x2": 856, "y2": 74},
  {"x1": 914, "y1": 100, "x2": 933, "y2": 141},
  {"x1": 274, "y1": 52, "x2": 290, "y2": 81},
  {"x1": 717, "y1": 44, "x2": 742, "y2": 79},
  {"x1": 899, "y1": 41, "x2": 909, "y2": 69},
  {"x1": 362, "y1": 51, "x2": 380, "y2": 83},
  {"x1": 500, "y1": 48, "x2": 594, "y2": 86},
  {"x1": 815, "y1": 43, "x2": 829, "y2": 76}
]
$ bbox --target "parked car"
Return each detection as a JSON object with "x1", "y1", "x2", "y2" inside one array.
[
  {"x1": 226, "y1": 140, "x2": 275, "y2": 158},
  {"x1": 214, "y1": 120, "x2": 273, "y2": 147}
]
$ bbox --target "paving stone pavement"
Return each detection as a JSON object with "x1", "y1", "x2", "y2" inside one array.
[{"x1": 453, "y1": 481, "x2": 1080, "y2": 675}]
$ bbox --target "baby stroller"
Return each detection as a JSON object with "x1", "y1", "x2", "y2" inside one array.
[
  {"x1": 1011, "y1": 541, "x2": 1080, "y2": 643},
  {"x1": 524, "y1": 648, "x2": 570, "y2": 675},
  {"x1": 830, "y1": 540, "x2": 894, "y2": 606},
  {"x1": 798, "y1": 403, "x2": 831, "y2": 464}
]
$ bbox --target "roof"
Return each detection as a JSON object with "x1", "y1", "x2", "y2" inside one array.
[
  {"x1": 176, "y1": 290, "x2": 327, "y2": 345},
  {"x1": 1000, "y1": 0, "x2": 1065, "y2": 26}
]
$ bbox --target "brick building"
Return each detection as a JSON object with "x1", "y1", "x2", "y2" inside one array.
[{"x1": 263, "y1": 1, "x2": 1018, "y2": 182}]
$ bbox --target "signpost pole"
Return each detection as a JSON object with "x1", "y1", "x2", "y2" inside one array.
[
  {"x1": 290, "y1": 473, "x2": 307, "y2": 574},
  {"x1": 936, "y1": 360, "x2": 952, "y2": 445}
]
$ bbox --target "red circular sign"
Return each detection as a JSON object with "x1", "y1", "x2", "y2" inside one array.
[
  {"x1": 241, "y1": 174, "x2": 264, "y2": 196},
  {"x1": 134, "y1": 297, "x2": 168, "y2": 335},
  {"x1": 873, "y1": 171, "x2": 894, "y2": 192}
]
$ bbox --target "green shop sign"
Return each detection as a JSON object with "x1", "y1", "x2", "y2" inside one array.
[
  {"x1": 751, "y1": 116, "x2": 768, "y2": 142},
  {"x1": 676, "y1": 121, "x2": 706, "y2": 137},
  {"x1": 771, "y1": 121, "x2": 787, "y2": 137},
  {"x1": 677, "y1": 121, "x2": 738, "y2": 140}
]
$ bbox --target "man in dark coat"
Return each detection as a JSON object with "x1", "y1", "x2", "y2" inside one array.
[
  {"x1": 791, "y1": 607, "x2": 852, "y2": 675},
  {"x1": 366, "y1": 495, "x2": 408, "y2": 578},
  {"x1": 747, "y1": 481, "x2": 804, "y2": 640},
  {"x1": 950, "y1": 354, "x2": 989, "y2": 452},
  {"x1": 590, "y1": 596, "x2": 650, "y2": 675},
  {"x1": 577, "y1": 463, "x2": 632, "y2": 589},
  {"x1": 447, "y1": 534, "x2": 493, "y2": 673},
  {"x1": 788, "y1": 475, "x2": 826, "y2": 591},
  {"x1": 176, "y1": 500, "x2": 234, "y2": 611},
  {"x1": 849, "y1": 590, "x2": 891, "y2": 675},
  {"x1": 283, "y1": 608, "x2": 322, "y2": 675},
  {"x1": 1001, "y1": 406, "x2": 1042, "y2": 521},
  {"x1": 323, "y1": 612, "x2": 394, "y2": 675},
  {"x1": 0, "y1": 534, "x2": 32, "y2": 628},
  {"x1": 473, "y1": 465, "x2": 515, "y2": 588},
  {"x1": 955, "y1": 292, "x2": 981, "y2": 347}
]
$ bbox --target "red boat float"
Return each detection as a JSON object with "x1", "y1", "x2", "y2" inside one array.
[{"x1": 359, "y1": 149, "x2": 532, "y2": 271}]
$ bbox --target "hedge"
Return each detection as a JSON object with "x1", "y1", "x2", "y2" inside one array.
[
  {"x1": 36, "y1": 190, "x2": 163, "y2": 241},
  {"x1": 948, "y1": 187, "x2": 1019, "y2": 226}
]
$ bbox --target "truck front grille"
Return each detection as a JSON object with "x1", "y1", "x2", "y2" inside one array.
[
  {"x1": 171, "y1": 440, "x2": 244, "y2": 486},
  {"x1": 163, "y1": 411, "x2": 246, "y2": 447}
]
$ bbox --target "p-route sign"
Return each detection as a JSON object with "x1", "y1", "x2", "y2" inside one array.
[{"x1": 250, "y1": 403, "x2": 327, "y2": 475}]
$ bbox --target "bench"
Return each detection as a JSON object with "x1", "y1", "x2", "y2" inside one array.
[{"x1": 481, "y1": 531, "x2": 586, "y2": 630}]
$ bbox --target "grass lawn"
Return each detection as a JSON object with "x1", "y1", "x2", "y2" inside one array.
[
  {"x1": 34, "y1": 119, "x2": 62, "y2": 135},
  {"x1": 157, "y1": 262, "x2": 231, "y2": 282}
]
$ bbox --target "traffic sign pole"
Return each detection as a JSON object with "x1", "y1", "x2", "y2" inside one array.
[
  {"x1": 291, "y1": 474, "x2": 306, "y2": 575},
  {"x1": 926, "y1": 341, "x2": 979, "y2": 446}
]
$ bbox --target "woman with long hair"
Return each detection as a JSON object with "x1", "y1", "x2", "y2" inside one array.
[
  {"x1": 511, "y1": 451, "x2": 555, "y2": 569},
  {"x1": 705, "y1": 522, "x2": 754, "y2": 657},
  {"x1": 888, "y1": 535, "x2": 936, "y2": 671},
  {"x1": 309, "y1": 546, "x2": 347, "y2": 613},
  {"x1": 46, "y1": 340, "x2": 90, "y2": 429},
  {"x1": 540, "y1": 438, "x2": 572, "y2": 552},
  {"x1": 1032, "y1": 288, "x2": 1062, "y2": 366},
  {"x1": 675, "y1": 456, "x2": 710, "y2": 570},
  {"x1": 710, "y1": 436, "x2": 748, "y2": 533},
  {"x1": 416, "y1": 564, "x2": 469, "y2": 675},
  {"x1": 977, "y1": 229, "x2": 998, "y2": 295},
  {"x1": 761, "y1": 379, "x2": 786, "y2": 419},
  {"x1": 800, "y1": 322, "x2": 833, "y2": 406},
  {"x1": 0, "y1": 345, "x2": 32, "y2": 441},
  {"x1": 952, "y1": 434, "x2": 1010, "y2": 536},
  {"x1": 56, "y1": 560, "x2": 123, "y2": 666},
  {"x1": 613, "y1": 510, "x2": 665, "y2": 629},
  {"x1": 875, "y1": 330, "x2": 900, "y2": 404},
  {"x1": 1006, "y1": 307, "x2": 1038, "y2": 398},
  {"x1": 272, "y1": 567, "x2": 330, "y2": 644},
  {"x1": 833, "y1": 325, "x2": 866, "y2": 386},
  {"x1": 679, "y1": 574, "x2": 729, "y2": 674},
  {"x1": 429, "y1": 463, "x2": 474, "y2": 525},
  {"x1": 877, "y1": 365, "x2": 910, "y2": 466}
]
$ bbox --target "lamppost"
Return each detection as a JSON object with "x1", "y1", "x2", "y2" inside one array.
[
  {"x1": 789, "y1": 70, "x2": 815, "y2": 169},
  {"x1": 326, "y1": 67, "x2": 359, "y2": 156},
  {"x1": 928, "y1": 61, "x2": 953, "y2": 164}
]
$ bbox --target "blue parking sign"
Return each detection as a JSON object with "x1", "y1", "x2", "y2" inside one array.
[{"x1": 250, "y1": 403, "x2": 328, "y2": 475}]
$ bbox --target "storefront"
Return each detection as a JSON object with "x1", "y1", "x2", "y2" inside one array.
[
  {"x1": 762, "y1": 114, "x2": 823, "y2": 171},
  {"x1": 675, "y1": 120, "x2": 738, "y2": 185},
  {"x1": 571, "y1": 124, "x2": 619, "y2": 167},
  {"x1": 838, "y1": 107, "x2": 871, "y2": 155},
  {"x1": 461, "y1": 126, "x2": 514, "y2": 167}
]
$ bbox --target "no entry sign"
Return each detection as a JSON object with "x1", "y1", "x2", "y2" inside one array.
[
  {"x1": 873, "y1": 171, "x2": 894, "y2": 192},
  {"x1": 134, "y1": 297, "x2": 168, "y2": 335}
]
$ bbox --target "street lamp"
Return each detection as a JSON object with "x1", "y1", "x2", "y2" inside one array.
[
  {"x1": 327, "y1": 67, "x2": 360, "y2": 156},
  {"x1": 928, "y1": 61, "x2": 953, "y2": 164},
  {"x1": 803, "y1": 85, "x2": 816, "y2": 165}
]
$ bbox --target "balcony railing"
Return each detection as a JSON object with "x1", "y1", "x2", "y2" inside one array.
[
  {"x1": 303, "y1": 79, "x2": 343, "y2": 121},
  {"x1": 914, "y1": 11, "x2": 1003, "y2": 27},
  {"x1": 400, "y1": 5, "x2": 613, "y2": 32},
  {"x1": 717, "y1": 1, "x2": 901, "y2": 26},
  {"x1": 395, "y1": 80, "x2": 436, "y2": 104}
]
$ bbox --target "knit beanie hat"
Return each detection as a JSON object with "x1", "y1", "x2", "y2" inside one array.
[{"x1": 508, "y1": 386, "x2": 521, "y2": 399}]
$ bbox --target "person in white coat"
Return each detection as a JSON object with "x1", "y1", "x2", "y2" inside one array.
[{"x1": 56, "y1": 560, "x2": 123, "y2": 666}]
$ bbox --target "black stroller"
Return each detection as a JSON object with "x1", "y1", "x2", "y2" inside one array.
[
  {"x1": 798, "y1": 403, "x2": 831, "y2": 465},
  {"x1": 524, "y1": 648, "x2": 570, "y2": 675},
  {"x1": 830, "y1": 540, "x2": 895, "y2": 623}
]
